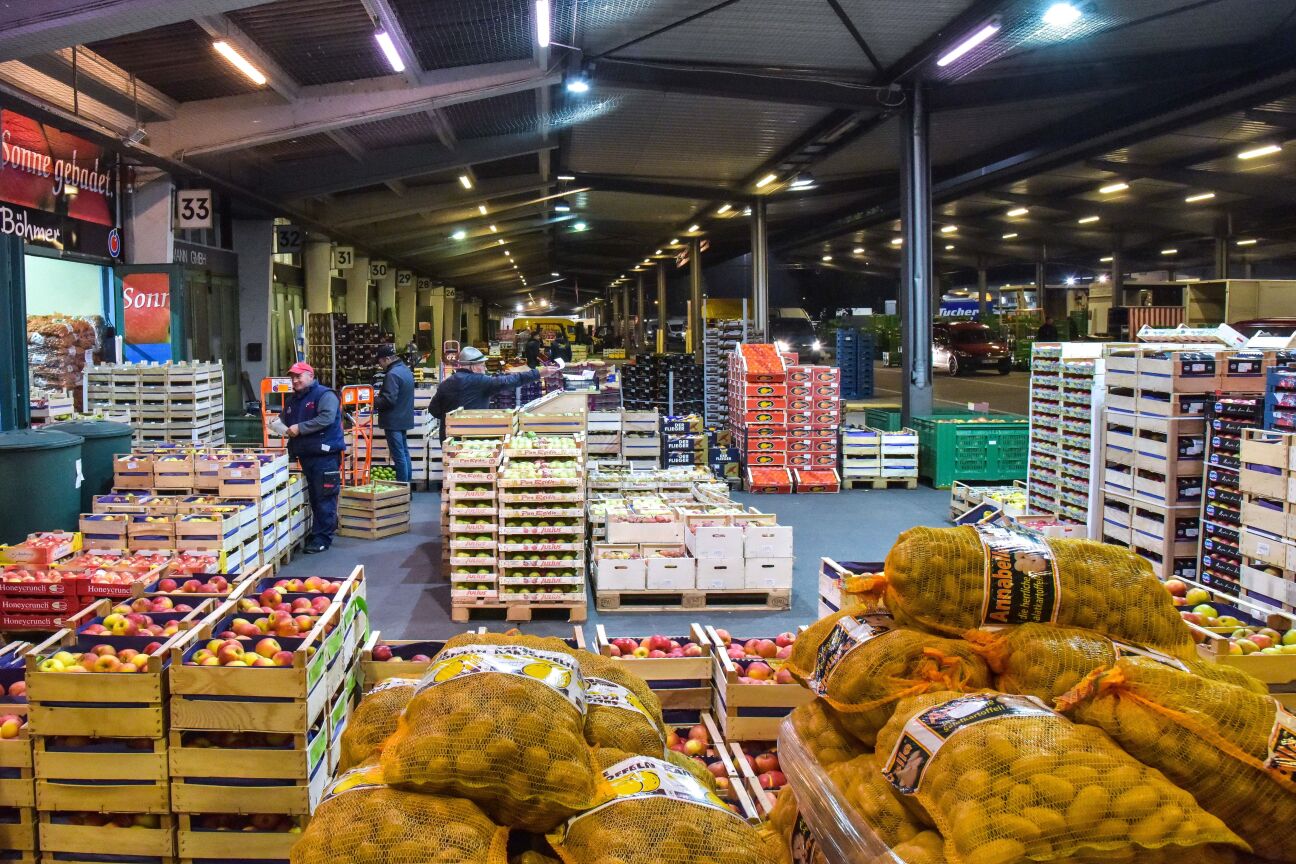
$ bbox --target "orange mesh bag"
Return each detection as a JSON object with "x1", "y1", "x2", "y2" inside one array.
[
  {"x1": 828, "y1": 754, "x2": 938, "y2": 851},
  {"x1": 512, "y1": 854, "x2": 560, "y2": 864},
  {"x1": 968, "y1": 624, "x2": 1268, "y2": 704},
  {"x1": 381, "y1": 635, "x2": 602, "y2": 833},
  {"x1": 549, "y1": 748, "x2": 789, "y2": 864},
  {"x1": 663, "y1": 749, "x2": 719, "y2": 793},
  {"x1": 574, "y1": 651, "x2": 666, "y2": 757},
  {"x1": 875, "y1": 690, "x2": 1247, "y2": 864},
  {"x1": 1057, "y1": 657, "x2": 1296, "y2": 863},
  {"x1": 789, "y1": 698, "x2": 868, "y2": 768},
  {"x1": 786, "y1": 610, "x2": 992, "y2": 747},
  {"x1": 877, "y1": 525, "x2": 1196, "y2": 658},
  {"x1": 339, "y1": 677, "x2": 418, "y2": 771},
  {"x1": 290, "y1": 761, "x2": 509, "y2": 864}
]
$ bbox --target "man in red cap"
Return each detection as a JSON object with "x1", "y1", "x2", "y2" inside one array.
[{"x1": 278, "y1": 362, "x2": 345, "y2": 553}]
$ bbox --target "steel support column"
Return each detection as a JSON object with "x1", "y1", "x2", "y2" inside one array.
[
  {"x1": 690, "y1": 239, "x2": 704, "y2": 362},
  {"x1": 621, "y1": 283, "x2": 631, "y2": 346},
  {"x1": 1214, "y1": 236, "x2": 1230, "y2": 280},
  {"x1": 977, "y1": 266, "x2": 989, "y2": 320},
  {"x1": 656, "y1": 265, "x2": 668, "y2": 350},
  {"x1": 899, "y1": 82, "x2": 933, "y2": 426},
  {"x1": 636, "y1": 273, "x2": 646, "y2": 348},
  {"x1": 751, "y1": 197, "x2": 769, "y2": 337},
  {"x1": 1111, "y1": 245, "x2": 1124, "y2": 301}
]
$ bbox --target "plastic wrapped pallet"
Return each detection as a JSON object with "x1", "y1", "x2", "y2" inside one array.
[{"x1": 1058, "y1": 657, "x2": 1296, "y2": 863}]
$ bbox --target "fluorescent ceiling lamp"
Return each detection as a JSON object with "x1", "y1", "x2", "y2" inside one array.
[
  {"x1": 551, "y1": 272, "x2": 560, "y2": 277},
  {"x1": 755, "y1": 173, "x2": 778, "y2": 188},
  {"x1": 516, "y1": 303, "x2": 524, "y2": 311},
  {"x1": 1237, "y1": 238, "x2": 1258, "y2": 246},
  {"x1": 478, "y1": 204, "x2": 488, "y2": 215},
  {"x1": 688, "y1": 224, "x2": 700, "y2": 232},
  {"x1": 1006, "y1": 207, "x2": 1029, "y2": 217},
  {"x1": 458, "y1": 174, "x2": 473, "y2": 189},
  {"x1": 890, "y1": 238, "x2": 903, "y2": 246},
  {"x1": 1065, "y1": 276, "x2": 1076, "y2": 286},
  {"x1": 1077, "y1": 215, "x2": 1100, "y2": 224},
  {"x1": 940, "y1": 225, "x2": 957, "y2": 234},
  {"x1": 557, "y1": 174, "x2": 575, "y2": 181},
  {"x1": 1098, "y1": 274, "x2": 1109, "y2": 283},
  {"x1": 1185, "y1": 192, "x2": 1215, "y2": 203},
  {"x1": 573, "y1": 221, "x2": 587, "y2": 231},
  {"x1": 554, "y1": 203, "x2": 571, "y2": 213},
  {"x1": 535, "y1": 0, "x2": 551, "y2": 48},
  {"x1": 788, "y1": 174, "x2": 815, "y2": 189},
  {"x1": 853, "y1": 247, "x2": 865, "y2": 254},
  {"x1": 668, "y1": 238, "x2": 677, "y2": 245},
  {"x1": 566, "y1": 77, "x2": 590, "y2": 94},
  {"x1": 374, "y1": 31, "x2": 405, "y2": 73},
  {"x1": 504, "y1": 250, "x2": 511, "y2": 256},
  {"x1": 821, "y1": 255, "x2": 833, "y2": 262},
  {"x1": 1099, "y1": 182, "x2": 1129, "y2": 194},
  {"x1": 1238, "y1": 143, "x2": 1281, "y2": 160},
  {"x1": 1100, "y1": 256, "x2": 1114, "y2": 262},
  {"x1": 1042, "y1": 2, "x2": 1083, "y2": 27},
  {"x1": 1161, "y1": 248, "x2": 1178, "y2": 255},
  {"x1": 1002, "y1": 232, "x2": 1018, "y2": 240},
  {"x1": 945, "y1": 245, "x2": 955, "y2": 251},
  {"x1": 716, "y1": 204, "x2": 732, "y2": 215},
  {"x1": 450, "y1": 229, "x2": 467, "y2": 241},
  {"x1": 212, "y1": 41, "x2": 267, "y2": 86},
  {"x1": 655, "y1": 249, "x2": 662, "y2": 254},
  {"x1": 936, "y1": 19, "x2": 1000, "y2": 67},
  {"x1": 489, "y1": 224, "x2": 498, "y2": 232},
  {"x1": 497, "y1": 239, "x2": 505, "y2": 245},
  {"x1": 643, "y1": 259, "x2": 650, "y2": 264}
]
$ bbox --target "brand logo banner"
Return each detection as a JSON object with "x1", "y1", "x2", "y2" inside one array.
[{"x1": 122, "y1": 271, "x2": 172, "y2": 362}]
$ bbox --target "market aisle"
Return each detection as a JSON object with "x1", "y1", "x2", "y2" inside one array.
[
  {"x1": 870, "y1": 363, "x2": 1032, "y2": 415},
  {"x1": 275, "y1": 485, "x2": 952, "y2": 640}
]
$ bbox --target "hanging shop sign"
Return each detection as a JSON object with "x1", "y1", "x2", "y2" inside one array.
[
  {"x1": 331, "y1": 245, "x2": 354, "y2": 270},
  {"x1": 939, "y1": 300, "x2": 982, "y2": 318},
  {"x1": 0, "y1": 108, "x2": 122, "y2": 258},
  {"x1": 174, "y1": 188, "x2": 212, "y2": 229},
  {"x1": 173, "y1": 239, "x2": 238, "y2": 276},
  {"x1": 122, "y1": 271, "x2": 173, "y2": 362},
  {"x1": 275, "y1": 224, "x2": 304, "y2": 254}
]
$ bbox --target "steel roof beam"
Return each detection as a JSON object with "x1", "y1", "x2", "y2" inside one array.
[
  {"x1": 321, "y1": 176, "x2": 547, "y2": 228},
  {"x1": 263, "y1": 132, "x2": 555, "y2": 198},
  {"x1": 573, "y1": 173, "x2": 748, "y2": 201},
  {"x1": 40, "y1": 46, "x2": 178, "y2": 118},
  {"x1": 1090, "y1": 159, "x2": 1296, "y2": 205},
  {"x1": 0, "y1": 0, "x2": 274, "y2": 61},
  {"x1": 0, "y1": 60, "x2": 135, "y2": 133},
  {"x1": 146, "y1": 60, "x2": 557, "y2": 157},
  {"x1": 589, "y1": 58, "x2": 877, "y2": 109}
]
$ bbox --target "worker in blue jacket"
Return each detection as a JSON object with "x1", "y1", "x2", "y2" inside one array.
[
  {"x1": 428, "y1": 346, "x2": 551, "y2": 441},
  {"x1": 279, "y1": 362, "x2": 345, "y2": 553},
  {"x1": 374, "y1": 344, "x2": 416, "y2": 483}
]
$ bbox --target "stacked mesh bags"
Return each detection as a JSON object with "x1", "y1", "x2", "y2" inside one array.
[
  {"x1": 768, "y1": 524, "x2": 1287, "y2": 864},
  {"x1": 293, "y1": 632, "x2": 785, "y2": 864}
]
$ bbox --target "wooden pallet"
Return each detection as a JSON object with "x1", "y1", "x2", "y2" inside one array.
[
  {"x1": 337, "y1": 521, "x2": 410, "y2": 540},
  {"x1": 450, "y1": 600, "x2": 587, "y2": 623},
  {"x1": 842, "y1": 476, "x2": 919, "y2": 490},
  {"x1": 595, "y1": 587, "x2": 791, "y2": 612}
]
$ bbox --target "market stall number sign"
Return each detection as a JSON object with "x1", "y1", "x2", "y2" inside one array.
[
  {"x1": 275, "y1": 225, "x2": 304, "y2": 254},
  {"x1": 370, "y1": 262, "x2": 389, "y2": 279},
  {"x1": 332, "y1": 245, "x2": 354, "y2": 269},
  {"x1": 175, "y1": 189, "x2": 212, "y2": 229}
]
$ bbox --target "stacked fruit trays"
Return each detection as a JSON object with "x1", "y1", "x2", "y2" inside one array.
[
  {"x1": 442, "y1": 439, "x2": 504, "y2": 608},
  {"x1": 727, "y1": 344, "x2": 789, "y2": 489},
  {"x1": 1200, "y1": 394, "x2": 1265, "y2": 600},
  {"x1": 487, "y1": 431, "x2": 587, "y2": 623},
  {"x1": 704, "y1": 318, "x2": 746, "y2": 426},
  {"x1": 0, "y1": 641, "x2": 33, "y2": 862},
  {"x1": 834, "y1": 327, "x2": 874, "y2": 400},
  {"x1": 24, "y1": 598, "x2": 204, "y2": 864},
  {"x1": 167, "y1": 568, "x2": 367, "y2": 864}
]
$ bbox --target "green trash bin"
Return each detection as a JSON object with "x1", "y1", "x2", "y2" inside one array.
[
  {"x1": 46, "y1": 420, "x2": 135, "y2": 512},
  {"x1": 0, "y1": 428, "x2": 84, "y2": 542}
]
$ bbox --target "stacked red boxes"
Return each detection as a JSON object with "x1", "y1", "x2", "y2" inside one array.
[
  {"x1": 786, "y1": 367, "x2": 842, "y2": 489},
  {"x1": 727, "y1": 345, "x2": 790, "y2": 484}
]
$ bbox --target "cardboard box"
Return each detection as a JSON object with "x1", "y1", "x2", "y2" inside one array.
[
  {"x1": 745, "y1": 525, "x2": 793, "y2": 558},
  {"x1": 744, "y1": 558, "x2": 794, "y2": 590},
  {"x1": 695, "y1": 558, "x2": 745, "y2": 590},
  {"x1": 646, "y1": 556, "x2": 695, "y2": 590},
  {"x1": 685, "y1": 526, "x2": 745, "y2": 559}
]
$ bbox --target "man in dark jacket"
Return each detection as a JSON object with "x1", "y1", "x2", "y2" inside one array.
[
  {"x1": 374, "y1": 344, "x2": 416, "y2": 484},
  {"x1": 550, "y1": 331, "x2": 572, "y2": 363},
  {"x1": 429, "y1": 347, "x2": 547, "y2": 441},
  {"x1": 522, "y1": 330, "x2": 543, "y2": 369},
  {"x1": 279, "y1": 362, "x2": 345, "y2": 554}
]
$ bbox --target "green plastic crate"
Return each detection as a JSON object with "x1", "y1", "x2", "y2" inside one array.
[
  {"x1": 912, "y1": 414, "x2": 1030, "y2": 488},
  {"x1": 864, "y1": 406, "x2": 994, "y2": 432}
]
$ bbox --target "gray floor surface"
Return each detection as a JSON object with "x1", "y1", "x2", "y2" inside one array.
[{"x1": 277, "y1": 485, "x2": 953, "y2": 642}]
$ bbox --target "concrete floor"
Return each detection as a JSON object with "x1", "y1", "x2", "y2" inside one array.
[{"x1": 277, "y1": 484, "x2": 953, "y2": 641}]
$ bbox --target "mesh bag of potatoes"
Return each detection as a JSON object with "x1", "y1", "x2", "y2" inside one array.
[
  {"x1": 760, "y1": 786, "x2": 833, "y2": 864},
  {"x1": 786, "y1": 610, "x2": 992, "y2": 747},
  {"x1": 290, "y1": 761, "x2": 509, "y2": 864},
  {"x1": 339, "y1": 677, "x2": 418, "y2": 771},
  {"x1": 789, "y1": 698, "x2": 868, "y2": 768},
  {"x1": 575, "y1": 651, "x2": 666, "y2": 757},
  {"x1": 1056, "y1": 657, "x2": 1296, "y2": 863},
  {"x1": 381, "y1": 635, "x2": 603, "y2": 833},
  {"x1": 548, "y1": 748, "x2": 788, "y2": 864},
  {"x1": 828, "y1": 754, "x2": 947, "y2": 863},
  {"x1": 875, "y1": 690, "x2": 1247, "y2": 864},
  {"x1": 877, "y1": 525, "x2": 1196, "y2": 658},
  {"x1": 966, "y1": 623, "x2": 1268, "y2": 704}
]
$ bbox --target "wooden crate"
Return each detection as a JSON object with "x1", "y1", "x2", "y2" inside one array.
[
  {"x1": 34, "y1": 736, "x2": 167, "y2": 784},
  {"x1": 38, "y1": 811, "x2": 176, "y2": 859},
  {"x1": 704, "y1": 625, "x2": 811, "y2": 741},
  {"x1": 176, "y1": 813, "x2": 302, "y2": 861},
  {"x1": 36, "y1": 777, "x2": 171, "y2": 814},
  {"x1": 592, "y1": 623, "x2": 711, "y2": 719},
  {"x1": 444, "y1": 408, "x2": 514, "y2": 439},
  {"x1": 817, "y1": 557, "x2": 885, "y2": 618},
  {"x1": 1190, "y1": 615, "x2": 1296, "y2": 709},
  {"x1": 0, "y1": 804, "x2": 35, "y2": 852}
]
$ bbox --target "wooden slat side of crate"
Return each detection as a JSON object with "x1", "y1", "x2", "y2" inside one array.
[
  {"x1": 34, "y1": 737, "x2": 168, "y2": 781},
  {"x1": 38, "y1": 812, "x2": 176, "y2": 858},
  {"x1": 176, "y1": 813, "x2": 301, "y2": 860},
  {"x1": 703, "y1": 625, "x2": 812, "y2": 741}
]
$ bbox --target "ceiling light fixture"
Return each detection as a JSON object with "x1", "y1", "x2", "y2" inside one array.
[
  {"x1": 821, "y1": 255, "x2": 832, "y2": 262},
  {"x1": 1098, "y1": 274, "x2": 1109, "y2": 283},
  {"x1": 478, "y1": 204, "x2": 488, "y2": 215},
  {"x1": 1238, "y1": 143, "x2": 1282, "y2": 160},
  {"x1": 788, "y1": 173, "x2": 816, "y2": 190},
  {"x1": 489, "y1": 224, "x2": 498, "y2": 232},
  {"x1": 688, "y1": 224, "x2": 700, "y2": 232},
  {"x1": 498, "y1": 239, "x2": 505, "y2": 245},
  {"x1": 1100, "y1": 256, "x2": 1114, "y2": 262},
  {"x1": 1099, "y1": 182, "x2": 1129, "y2": 194},
  {"x1": 1185, "y1": 192, "x2": 1215, "y2": 203},
  {"x1": 551, "y1": 272, "x2": 560, "y2": 277},
  {"x1": 374, "y1": 30, "x2": 405, "y2": 73},
  {"x1": 668, "y1": 238, "x2": 678, "y2": 245},
  {"x1": 936, "y1": 17, "x2": 1001, "y2": 67},
  {"x1": 853, "y1": 247, "x2": 865, "y2": 254},
  {"x1": 891, "y1": 238, "x2": 903, "y2": 246},
  {"x1": 1078, "y1": 215, "x2": 1100, "y2": 224},
  {"x1": 516, "y1": 303, "x2": 524, "y2": 312},
  {"x1": 1006, "y1": 207, "x2": 1029, "y2": 217},
  {"x1": 212, "y1": 41, "x2": 268, "y2": 86},
  {"x1": 1237, "y1": 238, "x2": 1258, "y2": 246},
  {"x1": 716, "y1": 204, "x2": 732, "y2": 215},
  {"x1": 557, "y1": 174, "x2": 575, "y2": 181},
  {"x1": 565, "y1": 75, "x2": 590, "y2": 94},
  {"x1": 1161, "y1": 248, "x2": 1178, "y2": 255},
  {"x1": 755, "y1": 173, "x2": 778, "y2": 188},
  {"x1": 458, "y1": 174, "x2": 473, "y2": 189},
  {"x1": 941, "y1": 225, "x2": 957, "y2": 234},
  {"x1": 945, "y1": 244, "x2": 955, "y2": 251},
  {"x1": 1065, "y1": 276, "x2": 1077, "y2": 286},
  {"x1": 451, "y1": 229, "x2": 467, "y2": 241},
  {"x1": 573, "y1": 221, "x2": 588, "y2": 231},
  {"x1": 535, "y1": 0, "x2": 551, "y2": 48},
  {"x1": 655, "y1": 249, "x2": 662, "y2": 255},
  {"x1": 1002, "y1": 232, "x2": 1018, "y2": 240},
  {"x1": 504, "y1": 250, "x2": 511, "y2": 256},
  {"x1": 1042, "y1": 2, "x2": 1083, "y2": 27}
]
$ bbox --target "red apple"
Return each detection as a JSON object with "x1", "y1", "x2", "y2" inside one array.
[
  {"x1": 409, "y1": 654, "x2": 431, "y2": 662},
  {"x1": 254, "y1": 638, "x2": 282, "y2": 659},
  {"x1": 271, "y1": 650, "x2": 294, "y2": 667},
  {"x1": 687, "y1": 724, "x2": 708, "y2": 743},
  {"x1": 754, "y1": 752, "x2": 780, "y2": 773},
  {"x1": 774, "y1": 632, "x2": 796, "y2": 648},
  {"x1": 755, "y1": 639, "x2": 778, "y2": 659},
  {"x1": 372, "y1": 644, "x2": 393, "y2": 661},
  {"x1": 713, "y1": 628, "x2": 732, "y2": 646},
  {"x1": 157, "y1": 578, "x2": 178, "y2": 592},
  {"x1": 682, "y1": 643, "x2": 703, "y2": 657}
]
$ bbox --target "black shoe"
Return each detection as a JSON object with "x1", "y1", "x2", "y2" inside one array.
[{"x1": 303, "y1": 543, "x2": 327, "y2": 554}]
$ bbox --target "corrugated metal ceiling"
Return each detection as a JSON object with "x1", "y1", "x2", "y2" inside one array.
[
  {"x1": 250, "y1": 132, "x2": 345, "y2": 163},
  {"x1": 389, "y1": 0, "x2": 532, "y2": 71},
  {"x1": 88, "y1": 21, "x2": 253, "y2": 102},
  {"x1": 443, "y1": 91, "x2": 538, "y2": 139},
  {"x1": 349, "y1": 113, "x2": 440, "y2": 151},
  {"x1": 228, "y1": 0, "x2": 388, "y2": 86}
]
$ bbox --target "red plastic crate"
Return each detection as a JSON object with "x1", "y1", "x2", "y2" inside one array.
[
  {"x1": 794, "y1": 468, "x2": 840, "y2": 493},
  {"x1": 745, "y1": 467, "x2": 793, "y2": 494}
]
